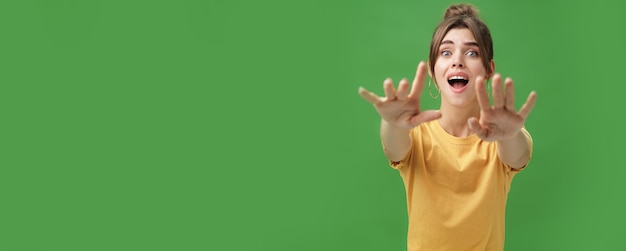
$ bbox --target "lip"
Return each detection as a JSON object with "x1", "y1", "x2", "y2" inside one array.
[
  {"x1": 446, "y1": 72, "x2": 470, "y2": 81},
  {"x1": 449, "y1": 83, "x2": 468, "y2": 93},
  {"x1": 446, "y1": 72, "x2": 470, "y2": 93}
]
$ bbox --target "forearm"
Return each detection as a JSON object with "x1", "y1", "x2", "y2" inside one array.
[
  {"x1": 496, "y1": 129, "x2": 531, "y2": 169},
  {"x1": 380, "y1": 119, "x2": 412, "y2": 161}
]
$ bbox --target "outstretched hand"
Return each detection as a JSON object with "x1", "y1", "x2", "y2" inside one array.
[
  {"x1": 468, "y1": 74, "x2": 537, "y2": 142},
  {"x1": 358, "y1": 61, "x2": 442, "y2": 130}
]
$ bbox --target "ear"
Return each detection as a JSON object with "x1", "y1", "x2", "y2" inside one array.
[
  {"x1": 487, "y1": 60, "x2": 496, "y2": 79},
  {"x1": 427, "y1": 61, "x2": 433, "y2": 78}
]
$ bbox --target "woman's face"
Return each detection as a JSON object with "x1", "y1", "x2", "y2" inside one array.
[{"x1": 433, "y1": 28, "x2": 491, "y2": 107}]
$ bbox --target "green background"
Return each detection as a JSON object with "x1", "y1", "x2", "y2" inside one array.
[{"x1": 1, "y1": 0, "x2": 624, "y2": 250}]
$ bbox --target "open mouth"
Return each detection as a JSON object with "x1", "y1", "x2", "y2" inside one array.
[{"x1": 448, "y1": 75, "x2": 469, "y2": 89}]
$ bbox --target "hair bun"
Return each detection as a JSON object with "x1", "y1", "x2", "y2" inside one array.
[{"x1": 444, "y1": 3, "x2": 479, "y2": 19}]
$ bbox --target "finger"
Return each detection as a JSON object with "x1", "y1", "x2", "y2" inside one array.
[
  {"x1": 383, "y1": 78, "x2": 396, "y2": 101},
  {"x1": 504, "y1": 78, "x2": 515, "y2": 111},
  {"x1": 409, "y1": 110, "x2": 442, "y2": 127},
  {"x1": 468, "y1": 117, "x2": 488, "y2": 139},
  {"x1": 475, "y1": 76, "x2": 491, "y2": 110},
  {"x1": 492, "y1": 74, "x2": 504, "y2": 108},
  {"x1": 518, "y1": 91, "x2": 537, "y2": 119},
  {"x1": 358, "y1": 86, "x2": 382, "y2": 105},
  {"x1": 396, "y1": 78, "x2": 410, "y2": 101},
  {"x1": 409, "y1": 61, "x2": 427, "y2": 98}
]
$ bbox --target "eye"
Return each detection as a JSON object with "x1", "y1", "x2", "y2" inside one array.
[
  {"x1": 441, "y1": 50, "x2": 452, "y2": 56},
  {"x1": 466, "y1": 50, "x2": 479, "y2": 57}
]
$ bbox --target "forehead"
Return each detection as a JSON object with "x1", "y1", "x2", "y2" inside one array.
[{"x1": 441, "y1": 28, "x2": 477, "y2": 45}]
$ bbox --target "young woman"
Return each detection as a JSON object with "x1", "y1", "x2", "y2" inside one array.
[{"x1": 358, "y1": 3, "x2": 537, "y2": 251}]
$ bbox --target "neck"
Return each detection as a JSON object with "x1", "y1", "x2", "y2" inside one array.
[{"x1": 438, "y1": 100, "x2": 481, "y2": 137}]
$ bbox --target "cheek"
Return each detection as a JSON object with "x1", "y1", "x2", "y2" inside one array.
[
  {"x1": 472, "y1": 61, "x2": 489, "y2": 76},
  {"x1": 433, "y1": 65, "x2": 448, "y2": 85},
  {"x1": 432, "y1": 61, "x2": 444, "y2": 74}
]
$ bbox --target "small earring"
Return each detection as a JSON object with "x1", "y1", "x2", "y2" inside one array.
[{"x1": 428, "y1": 79, "x2": 440, "y2": 99}]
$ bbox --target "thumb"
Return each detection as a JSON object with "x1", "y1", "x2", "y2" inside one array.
[
  {"x1": 468, "y1": 117, "x2": 488, "y2": 139},
  {"x1": 409, "y1": 110, "x2": 442, "y2": 127}
]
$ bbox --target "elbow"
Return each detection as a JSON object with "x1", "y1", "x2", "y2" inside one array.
[
  {"x1": 504, "y1": 150, "x2": 531, "y2": 170},
  {"x1": 383, "y1": 146, "x2": 409, "y2": 162}
]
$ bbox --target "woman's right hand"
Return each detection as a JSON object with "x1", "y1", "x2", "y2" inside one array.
[{"x1": 359, "y1": 61, "x2": 442, "y2": 129}]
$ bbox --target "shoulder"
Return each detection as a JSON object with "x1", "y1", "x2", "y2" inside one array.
[{"x1": 411, "y1": 120, "x2": 439, "y2": 136}]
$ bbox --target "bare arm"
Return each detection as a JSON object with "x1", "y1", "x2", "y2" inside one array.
[
  {"x1": 380, "y1": 119, "x2": 412, "y2": 162},
  {"x1": 496, "y1": 130, "x2": 531, "y2": 169},
  {"x1": 468, "y1": 74, "x2": 537, "y2": 169},
  {"x1": 359, "y1": 62, "x2": 441, "y2": 161}
]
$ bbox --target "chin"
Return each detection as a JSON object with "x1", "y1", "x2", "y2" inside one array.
[{"x1": 442, "y1": 93, "x2": 477, "y2": 108}]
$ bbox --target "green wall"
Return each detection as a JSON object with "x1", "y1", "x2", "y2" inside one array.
[{"x1": 2, "y1": 0, "x2": 624, "y2": 250}]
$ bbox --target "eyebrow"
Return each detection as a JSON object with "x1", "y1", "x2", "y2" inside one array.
[{"x1": 440, "y1": 40, "x2": 480, "y2": 47}]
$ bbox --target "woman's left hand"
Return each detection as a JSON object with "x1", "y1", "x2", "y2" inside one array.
[{"x1": 468, "y1": 74, "x2": 537, "y2": 142}]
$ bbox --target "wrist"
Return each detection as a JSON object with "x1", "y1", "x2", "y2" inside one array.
[
  {"x1": 381, "y1": 118, "x2": 412, "y2": 132},
  {"x1": 496, "y1": 129, "x2": 525, "y2": 145}
]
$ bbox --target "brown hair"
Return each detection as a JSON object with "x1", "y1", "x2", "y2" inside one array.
[{"x1": 429, "y1": 4, "x2": 494, "y2": 78}]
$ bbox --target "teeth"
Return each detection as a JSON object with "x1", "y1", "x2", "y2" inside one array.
[{"x1": 448, "y1": 76, "x2": 468, "y2": 80}]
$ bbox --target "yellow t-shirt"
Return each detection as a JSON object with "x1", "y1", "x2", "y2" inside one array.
[{"x1": 390, "y1": 120, "x2": 532, "y2": 251}]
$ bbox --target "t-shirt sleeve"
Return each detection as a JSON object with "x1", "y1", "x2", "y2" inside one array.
[
  {"x1": 389, "y1": 129, "x2": 416, "y2": 170},
  {"x1": 507, "y1": 127, "x2": 533, "y2": 173}
]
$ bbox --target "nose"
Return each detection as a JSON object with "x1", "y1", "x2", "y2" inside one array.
[{"x1": 452, "y1": 54, "x2": 464, "y2": 68}]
